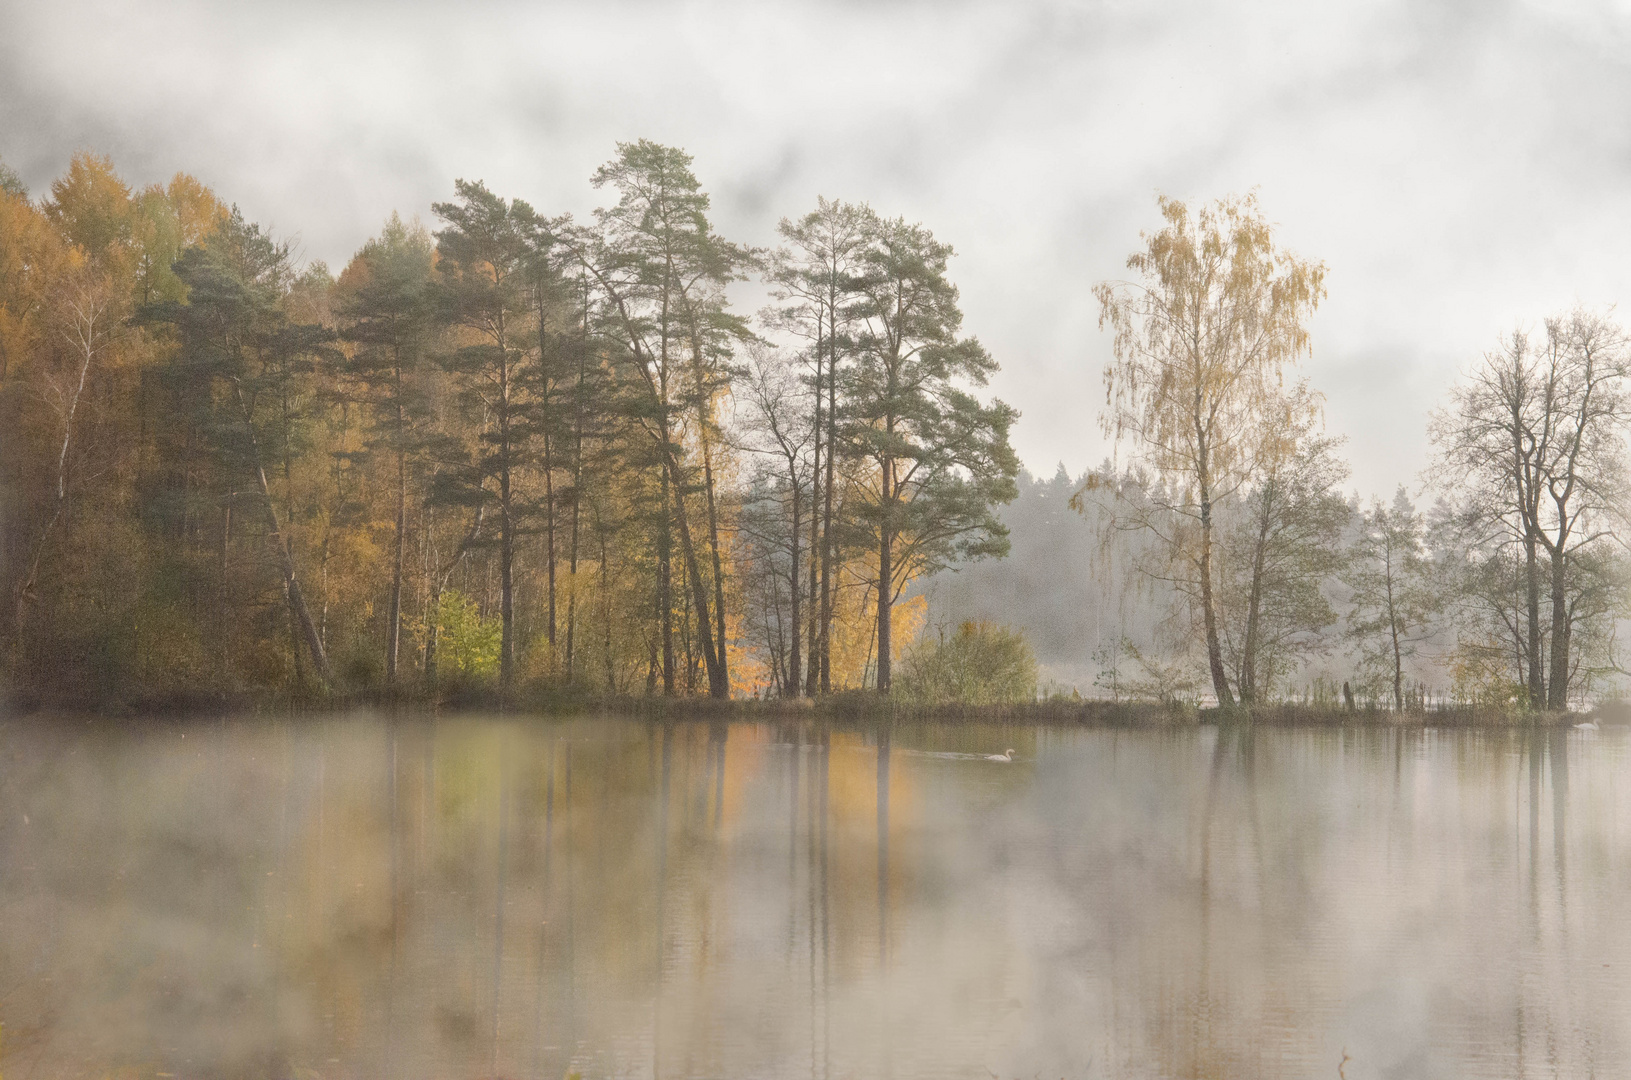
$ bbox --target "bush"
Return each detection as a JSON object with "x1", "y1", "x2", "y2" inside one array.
[
  {"x1": 406, "y1": 589, "x2": 501, "y2": 682},
  {"x1": 897, "y1": 620, "x2": 1038, "y2": 705}
]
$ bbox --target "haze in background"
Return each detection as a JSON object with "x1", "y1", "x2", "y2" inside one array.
[{"x1": 6, "y1": 0, "x2": 1631, "y2": 498}]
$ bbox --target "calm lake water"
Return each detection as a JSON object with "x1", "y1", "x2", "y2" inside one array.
[{"x1": 1, "y1": 713, "x2": 1628, "y2": 1079}]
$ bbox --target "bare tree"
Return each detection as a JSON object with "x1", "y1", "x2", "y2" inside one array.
[
  {"x1": 736, "y1": 344, "x2": 814, "y2": 696},
  {"x1": 1431, "y1": 310, "x2": 1630, "y2": 708},
  {"x1": 1532, "y1": 311, "x2": 1631, "y2": 706}
]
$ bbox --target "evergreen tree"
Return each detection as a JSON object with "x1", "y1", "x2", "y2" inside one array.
[
  {"x1": 336, "y1": 214, "x2": 438, "y2": 685},
  {"x1": 847, "y1": 215, "x2": 1018, "y2": 694},
  {"x1": 580, "y1": 140, "x2": 749, "y2": 698},
  {"x1": 432, "y1": 180, "x2": 540, "y2": 691},
  {"x1": 148, "y1": 208, "x2": 336, "y2": 687}
]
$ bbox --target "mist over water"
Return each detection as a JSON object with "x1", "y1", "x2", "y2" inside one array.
[{"x1": 1, "y1": 714, "x2": 1627, "y2": 1079}]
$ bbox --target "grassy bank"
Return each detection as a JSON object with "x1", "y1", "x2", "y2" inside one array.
[
  {"x1": 580, "y1": 696, "x2": 1611, "y2": 728},
  {"x1": 4, "y1": 681, "x2": 1618, "y2": 728}
]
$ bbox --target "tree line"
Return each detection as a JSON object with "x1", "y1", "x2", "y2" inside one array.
[
  {"x1": 0, "y1": 146, "x2": 1018, "y2": 702},
  {"x1": 1075, "y1": 194, "x2": 1631, "y2": 710},
  {"x1": 6, "y1": 148, "x2": 1623, "y2": 710}
]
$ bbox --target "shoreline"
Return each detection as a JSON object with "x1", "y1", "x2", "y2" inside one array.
[{"x1": 2, "y1": 686, "x2": 1619, "y2": 728}]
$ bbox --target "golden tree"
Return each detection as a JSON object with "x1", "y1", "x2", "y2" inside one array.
[{"x1": 1093, "y1": 194, "x2": 1325, "y2": 705}]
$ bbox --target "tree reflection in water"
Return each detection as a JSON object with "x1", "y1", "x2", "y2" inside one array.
[{"x1": 0, "y1": 715, "x2": 1627, "y2": 1078}]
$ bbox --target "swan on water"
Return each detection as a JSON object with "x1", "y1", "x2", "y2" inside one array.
[
  {"x1": 987, "y1": 749, "x2": 1015, "y2": 762},
  {"x1": 1575, "y1": 719, "x2": 1600, "y2": 730}
]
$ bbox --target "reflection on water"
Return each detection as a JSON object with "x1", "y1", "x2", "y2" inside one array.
[{"x1": 1, "y1": 714, "x2": 1629, "y2": 1078}]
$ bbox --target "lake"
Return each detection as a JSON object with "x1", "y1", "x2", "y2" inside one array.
[{"x1": 0, "y1": 713, "x2": 1627, "y2": 1079}]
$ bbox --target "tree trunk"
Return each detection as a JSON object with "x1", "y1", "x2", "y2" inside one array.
[
  {"x1": 13, "y1": 311, "x2": 97, "y2": 637},
  {"x1": 652, "y1": 411, "x2": 730, "y2": 698},
  {"x1": 656, "y1": 445, "x2": 726, "y2": 698},
  {"x1": 424, "y1": 505, "x2": 485, "y2": 689},
  {"x1": 499, "y1": 454, "x2": 515, "y2": 691},
  {"x1": 544, "y1": 428, "x2": 557, "y2": 654},
  {"x1": 1198, "y1": 484, "x2": 1233, "y2": 707},
  {"x1": 387, "y1": 440, "x2": 405, "y2": 685},
  {"x1": 539, "y1": 292, "x2": 559, "y2": 657},
  {"x1": 805, "y1": 325, "x2": 824, "y2": 697},
  {"x1": 600, "y1": 526, "x2": 616, "y2": 693},
  {"x1": 279, "y1": 362, "x2": 305, "y2": 689},
  {"x1": 497, "y1": 341, "x2": 516, "y2": 691},
  {"x1": 787, "y1": 478, "x2": 801, "y2": 698},
  {"x1": 700, "y1": 429, "x2": 731, "y2": 694},
  {"x1": 663, "y1": 442, "x2": 727, "y2": 699},
  {"x1": 564, "y1": 339, "x2": 586, "y2": 680},
  {"x1": 1547, "y1": 549, "x2": 1570, "y2": 709},
  {"x1": 1386, "y1": 555, "x2": 1404, "y2": 711},
  {"x1": 423, "y1": 595, "x2": 440, "y2": 686},
  {"x1": 819, "y1": 337, "x2": 838, "y2": 695},
  {"x1": 658, "y1": 464, "x2": 675, "y2": 694},
  {"x1": 876, "y1": 451, "x2": 893, "y2": 696},
  {"x1": 682, "y1": 530, "x2": 700, "y2": 692},
  {"x1": 1238, "y1": 496, "x2": 1271, "y2": 705},
  {"x1": 219, "y1": 501, "x2": 232, "y2": 685},
  {"x1": 1525, "y1": 532, "x2": 1544, "y2": 707},
  {"x1": 238, "y1": 383, "x2": 333, "y2": 687}
]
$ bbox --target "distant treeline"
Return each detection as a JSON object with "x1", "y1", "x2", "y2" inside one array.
[
  {"x1": 0, "y1": 146, "x2": 1018, "y2": 704},
  {"x1": 929, "y1": 463, "x2": 1627, "y2": 711}
]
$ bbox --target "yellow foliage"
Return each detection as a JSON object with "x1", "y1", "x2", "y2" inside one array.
[
  {"x1": 165, "y1": 172, "x2": 228, "y2": 248},
  {"x1": 45, "y1": 151, "x2": 133, "y2": 265}
]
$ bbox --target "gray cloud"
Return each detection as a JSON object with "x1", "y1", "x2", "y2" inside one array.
[{"x1": 5, "y1": 0, "x2": 1631, "y2": 496}]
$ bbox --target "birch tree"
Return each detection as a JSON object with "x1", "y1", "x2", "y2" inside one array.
[
  {"x1": 1094, "y1": 194, "x2": 1325, "y2": 706},
  {"x1": 12, "y1": 261, "x2": 117, "y2": 631}
]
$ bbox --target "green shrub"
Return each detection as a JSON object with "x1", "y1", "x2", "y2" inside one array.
[
  {"x1": 408, "y1": 589, "x2": 501, "y2": 681},
  {"x1": 897, "y1": 620, "x2": 1038, "y2": 705}
]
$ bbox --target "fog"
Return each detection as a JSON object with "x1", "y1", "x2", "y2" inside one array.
[
  {"x1": 6, "y1": 7, "x2": 1631, "y2": 1070},
  {"x1": 1, "y1": 712, "x2": 1626, "y2": 1077},
  {"x1": 7, "y1": 0, "x2": 1631, "y2": 496}
]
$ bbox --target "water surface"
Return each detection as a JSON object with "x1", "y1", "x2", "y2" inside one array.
[{"x1": 1, "y1": 713, "x2": 1627, "y2": 1078}]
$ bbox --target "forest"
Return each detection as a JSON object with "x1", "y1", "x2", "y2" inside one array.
[
  {"x1": 2, "y1": 151, "x2": 1628, "y2": 711},
  {"x1": 0, "y1": 145, "x2": 1018, "y2": 705}
]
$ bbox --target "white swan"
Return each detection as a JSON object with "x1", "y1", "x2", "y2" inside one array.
[
  {"x1": 1575, "y1": 719, "x2": 1600, "y2": 731},
  {"x1": 986, "y1": 748, "x2": 1016, "y2": 762}
]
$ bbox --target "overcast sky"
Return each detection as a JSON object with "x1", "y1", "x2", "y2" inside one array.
[{"x1": 5, "y1": 0, "x2": 1631, "y2": 498}]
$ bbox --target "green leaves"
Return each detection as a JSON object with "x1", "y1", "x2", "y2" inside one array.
[
  {"x1": 897, "y1": 620, "x2": 1038, "y2": 705},
  {"x1": 846, "y1": 213, "x2": 1019, "y2": 580}
]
